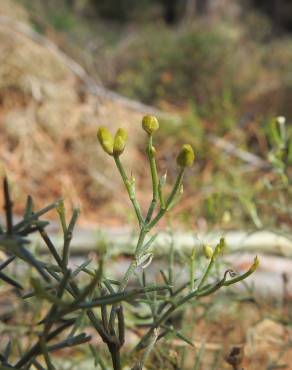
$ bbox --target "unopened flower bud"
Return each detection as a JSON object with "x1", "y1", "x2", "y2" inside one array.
[
  {"x1": 176, "y1": 144, "x2": 195, "y2": 167},
  {"x1": 213, "y1": 237, "x2": 225, "y2": 259},
  {"x1": 203, "y1": 244, "x2": 213, "y2": 259},
  {"x1": 97, "y1": 127, "x2": 114, "y2": 155},
  {"x1": 113, "y1": 128, "x2": 128, "y2": 156},
  {"x1": 142, "y1": 115, "x2": 159, "y2": 135}
]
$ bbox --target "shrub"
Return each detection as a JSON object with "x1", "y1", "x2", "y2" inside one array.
[{"x1": 0, "y1": 115, "x2": 258, "y2": 369}]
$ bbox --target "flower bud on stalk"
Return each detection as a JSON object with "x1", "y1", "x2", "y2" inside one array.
[
  {"x1": 114, "y1": 128, "x2": 128, "y2": 156},
  {"x1": 213, "y1": 237, "x2": 225, "y2": 259},
  {"x1": 97, "y1": 127, "x2": 114, "y2": 155},
  {"x1": 203, "y1": 244, "x2": 213, "y2": 259},
  {"x1": 176, "y1": 144, "x2": 195, "y2": 167},
  {"x1": 142, "y1": 115, "x2": 159, "y2": 135}
]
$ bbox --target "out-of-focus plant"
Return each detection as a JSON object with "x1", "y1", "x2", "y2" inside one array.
[
  {"x1": 266, "y1": 116, "x2": 292, "y2": 183},
  {"x1": 260, "y1": 116, "x2": 292, "y2": 231},
  {"x1": 113, "y1": 26, "x2": 239, "y2": 120},
  {"x1": 0, "y1": 115, "x2": 258, "y2": 369}
]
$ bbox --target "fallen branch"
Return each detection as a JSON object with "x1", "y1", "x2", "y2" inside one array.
[{"x1": 208, "y1": 135, "x2": 271, "y2": 170}]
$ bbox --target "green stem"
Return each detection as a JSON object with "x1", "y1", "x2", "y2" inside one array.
[
  {"x1": 168, "y1": 237, "x2": 174, "y2": 287},
  {"x1": 134, "y1": 329, "x2": 158, "y2": 370},
  {"x1": 189, "y1": 248, "x2": 196, "y2": 292},
  {"x1": 108, "y1": 343, "x2": 121, "y2": 370},
  {"x1": 62, "y1": 208, "x2": 79, "y2": 268},
  {"x1": 110, "y1": 169, "x2": 185, "y2": 331},
  {"x1": 197, "y1": 258, "x2": 215, "y2": 290},
  {"x1": 148, "y1": 168, "x2": 184, "y2": 229},
  {"x1": 109, "y1": 227, "x2": 147, "y2": 328},
  {"x1": 145, "y1": 135, "x2": 159, "y2": 223},
  {"x1": 3, "y1": 177, "x2": 13, "y2": 234},
  {"x1": 135, "y1": 266, "x2": 256, "y2": 351},
  {"x1": 15, "y1": 321, "x2": 74, "y2": 368},
  {"x1": 114, "y1": 156, "x2": 144, "y2": 227}
]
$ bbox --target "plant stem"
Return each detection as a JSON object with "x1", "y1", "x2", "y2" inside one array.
[
  {"x1": 189, "y1": 248, "x2": 196, "y2": 292},
  {"x1": 109, "y1": 343, "x2": 121, "y2": 370},
  {"x1": 114, "y1": 156, "x2": 144, "y2": 227},
  {"x1": 135, "y1": 266, "x2": 256, "y2": 351},
  {"x1": 148, "y1": 168, "x2": 184, "y2": 229},
  {"x1": 108, "y1": 169, "x2": 184, "y2": 340},
  {"x1": 3, "y1": 177, "x2": 13, "y2": 234},
  {"x1": 197, "y1": 258, "x2": 214, "y2": 290},
  {"x1": 145, "y1": 135, "x2": 159, "y2": 223},
  {"x1": 108, "y1": 226, "x2": 148, "y2": 326},
  {"x1": 15, "y1": 321, "x2": 74, "y2": 368},
  {"x1": 62, "y1": 208, "x2": 79, "y2": 268}
]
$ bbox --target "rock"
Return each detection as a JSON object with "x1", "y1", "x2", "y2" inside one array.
[{"x1": 245, "y1": 318, "x2": 286, "y2": 361}]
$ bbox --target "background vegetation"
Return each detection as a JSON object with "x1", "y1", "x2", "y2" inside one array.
[{"x1": 0, "y1": 1, "x2": 291, "y2": 368}]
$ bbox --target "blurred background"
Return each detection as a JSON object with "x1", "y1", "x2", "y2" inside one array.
[
  {"x1": 0, "y1": 1, "x2": 292, "y2": 369},
  {"x1": 0, "y1": 0, "x2": 291, "y2": 230}
]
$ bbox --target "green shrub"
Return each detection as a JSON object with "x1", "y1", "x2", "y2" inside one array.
[
  {"x1": 0, "y1": 116, "x2": 258, "y2": 369},
  {"x1": 110, "y1": 24, "x2": 252, "y2": 127}
]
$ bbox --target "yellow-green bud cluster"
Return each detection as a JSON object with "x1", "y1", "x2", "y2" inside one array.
[
  {"x1": 97, "y1": 127, "x2": 128, "y2": 156},
  {"x1": 142, "y1": 115, "x2": 159, "y2": 135},
  {"x1": 176, "y1": 144, "x2": 195, "y2": 168}
]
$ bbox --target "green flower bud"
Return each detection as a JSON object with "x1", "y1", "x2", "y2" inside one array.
[
  {"x1": 113, "y1": 128, "x2": 128, "y2": 156},
  {"x1": 142, "y1": 115, "x2": 159, "y2": 135},
  {"x1": 203, "y1": 244, "x2": 213, "y2": 259},
  {"x1": 213, "y1": 237, "x2": 225, "y2": 259},
  {"x1": 176, "y1": 144, "x2": 195, "y2": 167},
  {"x1": 97, "y1": 127, "x2": 114, "y2": 155}
]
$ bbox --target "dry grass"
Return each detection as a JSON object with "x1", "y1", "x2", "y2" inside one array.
[{"x1": 0, "y1": 0, "x2": 151, "y2": 224}]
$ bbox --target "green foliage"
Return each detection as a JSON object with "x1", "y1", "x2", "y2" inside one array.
[
  {"x1": 114, "y1": 25, "x2": 238, "y2": 114},
  {"x1": 261, "y1": 116, "x2": 292, "y2": 229},
  {"x1": 90, "y1": 0, "x2": 149, "y2": 21},
  {"x1": 48, "y1": 11, "x2": 76, "y2": 31},
  {"x1": 20, "y1": 0, "x2": 292, "y2": 127},
  {"x1": 0, "y1": 115, "x2": 258, "y2": 369},
  {"x1": 266, "y1": 116, "x2": 292, "y2": 176}
]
